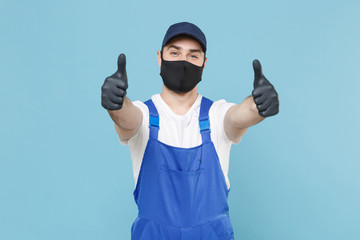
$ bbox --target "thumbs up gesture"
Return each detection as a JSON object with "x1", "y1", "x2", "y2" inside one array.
[
  {"x1": 101, "y1": 53, "x2": 128, "y2": 110},
  {"x1": 251, "y1": 59, "x2": 279, "y2": 117}
]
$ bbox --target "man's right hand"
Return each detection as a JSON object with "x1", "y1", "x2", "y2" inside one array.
[{"x1": 101, "y1": 53, "x2": 128, "y2": 110}]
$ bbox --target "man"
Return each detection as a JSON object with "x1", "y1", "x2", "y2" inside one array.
[{"x1": 101, "y1": 22, "x2": 279, "y2": 240}]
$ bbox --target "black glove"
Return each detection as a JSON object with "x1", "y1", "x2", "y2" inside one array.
[
  {"x1": 251, "y1": 59, "x2": 279, "y2": 117},
  {"x1": 101, "y1": 53, "x2": 128, "y2": 110}
]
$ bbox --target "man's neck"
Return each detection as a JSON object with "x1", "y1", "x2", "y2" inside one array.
[{"x1": 160, "y1": 85, "x2": 199, "y2": 115}]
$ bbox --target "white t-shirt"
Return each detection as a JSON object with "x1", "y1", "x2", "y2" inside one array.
[{"x1": 119, "y1": 93, "x2": 239, "y2": 190}]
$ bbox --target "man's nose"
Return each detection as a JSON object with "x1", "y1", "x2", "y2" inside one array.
[{"x1": 180, "y1": 55, "x2": 187, "y2": 61}]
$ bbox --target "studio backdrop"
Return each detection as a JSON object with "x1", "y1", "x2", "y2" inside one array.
[{"x1": 1, "y1": 0, "x2": 359, "y2": 239}]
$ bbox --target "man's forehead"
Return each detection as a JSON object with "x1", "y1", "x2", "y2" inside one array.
[{"x1": 165, "y1": 35, "x2": 204, "y2": 52}]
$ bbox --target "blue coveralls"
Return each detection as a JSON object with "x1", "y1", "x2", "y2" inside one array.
[{"x1": 131, "y1": 96, "x2": 235, "y2": 240}]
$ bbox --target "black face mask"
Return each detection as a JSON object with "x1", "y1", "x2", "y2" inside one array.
[{"x1": 160, "y1": 53, "x2": 205, "y2": 93}]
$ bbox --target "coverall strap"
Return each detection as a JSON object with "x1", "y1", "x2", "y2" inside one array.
[
  {"x1": 199, "y1": 96, "x2": 213, "y2": 143},
  {"x1": 144, "y1": 99, "x2": 159, "y2": 140}
]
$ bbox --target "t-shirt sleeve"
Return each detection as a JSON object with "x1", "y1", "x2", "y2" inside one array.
[
  {"x1": 210, "y1": 99, "x2": 238, "y2": 145},
  {"x1": 118, "y1": 100, "x2": 149, "y2": 146}
]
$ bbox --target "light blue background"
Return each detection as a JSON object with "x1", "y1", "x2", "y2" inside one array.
[{"x1": 1, "y1": 0, "x2": 359, "y2": 239}]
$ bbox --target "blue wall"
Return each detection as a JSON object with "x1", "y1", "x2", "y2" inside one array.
[{"x1": 1, "y1": 0, "x2": 359, "y2": 239}]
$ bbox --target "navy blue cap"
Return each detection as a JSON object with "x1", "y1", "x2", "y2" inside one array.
[{"x1": 162, "y1": 22, "x2": 207, "y2": 52}]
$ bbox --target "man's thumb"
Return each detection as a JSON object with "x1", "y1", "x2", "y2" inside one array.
[
  {"x1": 117, "y1": 53, "x2": 126, "y2": 76},
  {"x1": 253, "y1": 59, "x2": 263, "y2": 87}
]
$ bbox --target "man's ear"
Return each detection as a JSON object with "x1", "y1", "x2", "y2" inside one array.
[{"x1": 157, "y1": 50, "x2": 161, "y2": 67}]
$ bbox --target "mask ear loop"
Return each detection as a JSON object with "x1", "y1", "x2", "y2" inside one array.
[
  {"x1": 160, "y1": 50, "x2": 166, "y2": 67},
  {"x1": 160, "y1": 50, "x2": 168, "y2": 64},
  {"x1": 201, "y1": 52, "x2": 206, "y2": 68}
]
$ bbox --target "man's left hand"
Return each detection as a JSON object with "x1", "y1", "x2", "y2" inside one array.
[{"x1": 251, "y1": 59, "x2": 279, "y2": 117}]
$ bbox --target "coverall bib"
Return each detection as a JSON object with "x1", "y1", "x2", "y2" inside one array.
[{"x1": 131, "y1": 96, "x2": 235, "y2": 240}]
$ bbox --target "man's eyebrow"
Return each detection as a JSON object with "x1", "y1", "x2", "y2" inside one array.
[
  {"x1": 189, "y1": 49, "x2": 202, "y2": 53},
  {"x1": 167, "y1": 45, "x2": 202, "y2": 54},
  {"x1": 167, "y1": 44, "x2": 182, "y2": 50}
]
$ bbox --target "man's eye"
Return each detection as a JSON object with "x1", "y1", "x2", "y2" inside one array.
[
  {"x1": 190, "y1": 55, "x2": 198, "y2": 59},
  {"x1": 170, "y1": 52, "x2": 178, "y2": 56}
]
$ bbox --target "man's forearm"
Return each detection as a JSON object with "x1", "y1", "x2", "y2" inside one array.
[
  {"x1": 229, "y1": 95, "x2": 264, "y2": 129},
  {"x1": 107, "y1": 96, "x2": 142, "y2": 130}
]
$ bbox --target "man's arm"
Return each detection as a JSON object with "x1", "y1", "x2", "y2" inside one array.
[
  {"x1": 224, "y1": 59, "x2": 279, "y2": 144},
  {"x1": 101, "y1": 53, "x2": 143, "y2": 142},
  {"x1": 111, "y1": 96, "x2": 143, "y2": 142},
  {"x1": 224, "y1": 96, "x2": 264, "y2": 144}
]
